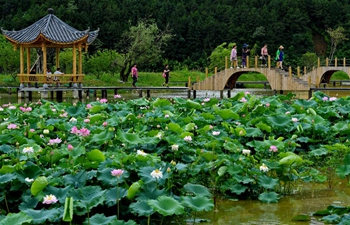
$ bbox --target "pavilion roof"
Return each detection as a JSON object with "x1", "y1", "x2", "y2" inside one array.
[{"x1": 1, "y1": 9, "x2": 99, "y2": 45}]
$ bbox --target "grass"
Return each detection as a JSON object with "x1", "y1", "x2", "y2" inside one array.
[{"x1": 0, "y1": 70, "x2": 348, "y2": 89}]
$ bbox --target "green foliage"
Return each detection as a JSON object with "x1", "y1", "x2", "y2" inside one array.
[
  {"x1": 86, "y1": 49, "x2": 120, "y2": 78},
  {"x1": 300, "y1": 52, "x2": 318, "y2": 71},
  {"x1": 208, "y1": 42, "x2": 233, "y2": 71}
]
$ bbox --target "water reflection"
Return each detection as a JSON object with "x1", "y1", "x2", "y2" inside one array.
[
  {"x1": 196, "y1": 182, "x2": 350, "y2": 225},
  {"x1": 1, "y1": 88, "x2": 350, "y2": 105}
]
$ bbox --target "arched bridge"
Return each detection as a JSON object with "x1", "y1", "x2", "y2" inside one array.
[{"x1": 191, "y1": 57, "x2": 350, "y2": 91}]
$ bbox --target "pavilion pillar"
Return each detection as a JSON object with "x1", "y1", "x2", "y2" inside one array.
[
  {"x1": 78, "y1": 44, "x2": 82, "y2": 74},
  {"x1": 56, "y1": 48, "x2": 60, "y2": 68},
  {"x1": 26, "y1": 47, "x2": 31, "y2": 74},
  {"x1": 20, "y1": 45, "x2": 24, "y2": 74},
  {"x1": 42, "y1": 43, "x2": 47, "y2": 83},
  {"x1": 73, "y1": 43, "x2": 77, "y2": 83}
]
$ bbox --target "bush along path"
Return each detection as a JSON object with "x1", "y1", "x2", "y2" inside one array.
[{"x1": 1, "y1": 91, "x2": 350, "y2": 224}]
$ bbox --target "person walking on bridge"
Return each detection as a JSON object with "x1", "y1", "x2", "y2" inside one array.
[
  {"x1": 275, "y1": 45, "x2": 284, "y2": 69},
  {"x1": 241, "y1": 44, "x2": 250, "y2": 68},
  {"x1": 230, "y1": 45, "x2": 239, "y2": 68},
  {"x1": 261, "y1": 43, "x2": 269, "y2": 67}
]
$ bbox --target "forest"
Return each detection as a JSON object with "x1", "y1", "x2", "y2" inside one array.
[{"x1": 1, "y1": 0, "x2": 350, "y2": 72}]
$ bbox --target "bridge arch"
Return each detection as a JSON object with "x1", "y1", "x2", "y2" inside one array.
[
  {"x1": 225, "y1": 70, "x2": 273, "y2": 90},
  {"x1": 319, "y1": 69, "x2": 350, "y2": 84}
]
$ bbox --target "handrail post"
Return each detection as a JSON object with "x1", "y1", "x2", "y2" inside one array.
[
  {"x1": 205, "y1": 68, "x2": 208, "y2": 78},
  {"x1": 246, "y1": 56, "x2": 249, "y2": 68},
  {"x1": 326, "y1": 57, "x2": 329, "y2": 66},
  {"x1": 308, "y1": 76, "x2": 311, "y2": 87},
  {"x1": 335, "y1": 58, "x2": 337, "y2": 67},
  {"x1": 225, "y1": 56, "x2": 228, "y2": 69},
  {"x1": 268, "y1": 55, "x2": 271, "y2": 69},
  {"x1": 304, "y1": 66, "x2": 306, "y2": 75},
  {"x1": 344, "y1": 58, "x2": 346, "y2": 67},
  {"x1": 317, "y1": 57, "x2": 320, "y2": 67},
  {"x1": 188, "y1": 76, "x2": 191, "y2": 89},
  {"x1": 297, "y1": 66, "x2": 300, "y2": 78},
  {"x1": 255, "y1": 56, "x2": 258, "y2": 68},
  {"x1": 289, "y1": 67, "x2": 292, "y2": 78},
  {"x1": 215, "y1": 67, "x2": 217, "y2": 75}
]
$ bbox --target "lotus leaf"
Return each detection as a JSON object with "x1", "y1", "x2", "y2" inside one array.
[
  {"x1": 321, "y1": 214, "x2": 341, "y2": 224},
  {"x1": 87, "y1": 149, "x2": 106, "y2": 163},
  {"x1": 245, "y1": 127, "x2": 263, "y2": 137},
  {"x1": 258, "y1": 191, "x2": 279, "y2": 203},
  {"x1": 117, "y1": 130, "x2": 143, "y2": 145},
  {"x1": 215, "y1": 109, "x2": 239, "y2": 120},
  {"x1": 63, "y1": 197, "x2": 74, "y2": 222},
  {"x1": 127, "y1": 181, "x2": 141, "y2": 200},
  {"x1": 184, "y1": 183, "x2": 212, "y2": 197},
  {"x1": 266, "y1": 115, "x2": 291, "y2": 128},
  {"x1": 0, "y1": 144, "x2": 13, "y2": 153},
  {"x1": 148, "y1": 196, "x2": 184, "y2": 216},
  {"x1": 105, "y1": 187, "x2": 127, "y2": 204},
  {"x1": 258, "y1": 175, "x2": 279, "y2": 189},
  {"x1": 229, "y1": 184, "x2": 248, "y2": 195},
  {"x1": 70, "y1": 186, "x2": 105, "y2": 215},
  {"x1": 66, "y1": 105, "x2": 85, "y2": 117},
  {"x1": 0, "y1": 166, "x2": 16, "y2": 175},
  {"x1": 0, "y1": 212, "x2": 32, "y2": 225},
  {"x1": 182, "y1": 195, "x2": 214, "y2": 211},
  {"x1": 129, "y1": 200, "x2": 154, "y2": 216},
  {"x1": 31, "y1": 176, "x2": 48, "y2": 196},
  {"x1": 91, "y1": 130, "x2": 113, "y2": 145}
]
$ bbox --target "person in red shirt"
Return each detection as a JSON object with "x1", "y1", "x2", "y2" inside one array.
[{"x1": 131, "y1": 64, "x2": 138, "y2": 88}]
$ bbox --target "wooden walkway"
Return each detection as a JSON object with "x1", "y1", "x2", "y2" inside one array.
[{"x1": 191, "y1": 56, "x2": 350, "y2": 92}]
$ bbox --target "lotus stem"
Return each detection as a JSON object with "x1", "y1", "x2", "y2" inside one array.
[
  {"x1": 148, "y1": 215, "x2": 150, "y2": 225},
  {"x1": 4, "y1": 193, "x2": 9, "y2": 213},
  {"x1": 160, "y1": 216, "x2": 165, "y2": 225},
  {"x1": 117, "y1": 185, "x2": 120, "y2": 218}
]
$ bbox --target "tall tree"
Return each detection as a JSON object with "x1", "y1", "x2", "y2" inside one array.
[
  {"x1": 327, "y1": 27, "x2": 348, "y2": 62},
  {"x1": 115, "y1": 20, "x2": 172, "y2": 82}
]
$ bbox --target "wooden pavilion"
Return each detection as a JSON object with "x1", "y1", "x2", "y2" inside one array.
[{"x1": 1, "y1": 8, "x2": 99, "y2": 87}]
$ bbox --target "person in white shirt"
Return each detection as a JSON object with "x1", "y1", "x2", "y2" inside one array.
[{"x1": 54, "y1": 68, "x2": 64, "y2": 86}]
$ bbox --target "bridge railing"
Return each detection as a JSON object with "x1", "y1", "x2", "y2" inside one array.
[{"x1": 18, "y1": 74, "x2": 84, "y2": 84}]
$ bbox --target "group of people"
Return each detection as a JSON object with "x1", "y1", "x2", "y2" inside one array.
[
  {"x1": 230, "y1": 43, "x2": 284, "y2": 69},
  {"x1": 28, "y1": 67, "x2": 64, "y2": 87},
  {"x1": 130, "y1": 64, "x2": 170, "y2": 88}
]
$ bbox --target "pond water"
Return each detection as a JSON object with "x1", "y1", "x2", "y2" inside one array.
[
  {"x1": 1, "y1": 88, "x2": 350, "y2": 105},
  {"x1": 193, "y1": 181, "x2": 350, "y2": 225}
]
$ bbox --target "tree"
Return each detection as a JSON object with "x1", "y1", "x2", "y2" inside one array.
[
  {"x1": 208, "y1": 42, "x2": 234, "y2": 72},
  {"x1": 300, "y1": 52, "x2": 318, "y2": 72},
  {"x1": 86, "y1": 49, "x2": 120, "y2": 79},
  {"x1": 0, "y1": 34, "x2": 20, "y2": 79},
  {"x1": 115, "y1": 20, "x2": 172, "y2": 82},
  {"x1": 327, "y1": 27, "x2": 348, "y2": 63}
]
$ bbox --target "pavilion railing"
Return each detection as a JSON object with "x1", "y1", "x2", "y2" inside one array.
[{"x1": 18, "y1": 74, "x2": 84, "y2": 84}]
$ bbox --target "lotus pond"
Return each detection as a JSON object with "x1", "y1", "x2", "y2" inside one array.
[{"x1": 1, "y1": 91, "x2": 350, "y2": 225}]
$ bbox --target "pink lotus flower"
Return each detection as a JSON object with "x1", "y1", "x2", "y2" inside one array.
[
  {"x1": 102, "y1": 122, "x2": 108, "y2": 127},
  {"x1": 68, "y1": 144, "x2": 74, "y2": 151},
  {"x1": 86, "y1": 104, "x2": 92, "y2": 109},
  {"x1": 79, "y1": 128, "x2": 90, "y2": 136},
  {"x1": 49, "y1": 138, "x2": 62, "y2": 145},
  {"x1": 240, "y1": 97, "x2": 247, "y2": 103},
  {"x1": 203, "y1": 97, "x2": 210, "y2": 102},
  {"x1": 114, "y1": 94, "x2": 121, "y2": 99},
  {"x1": 29, "y1": 129, "x2": 35, "y2": 132},
  {"x1": 269, "y1": 145, "x2": 278, "y2": 152},
  {"x1": 43, "y1": 194, "x2": 58, "y2": 204},
  {"x1": 292, "y1": 118, "x2": 298, "y2": 122},
  {"x1": 100, "y1": 98, "x2": 108, "y2": 103},
  {"x1": 71, "y1": 126, "x2": 80, "y2": 134},
  {"x1": 7, "y1": 124, "x2": 18, "y2": 129},
  {"x1": 329, "y1": 97, "x2": 337, "y2": 101},
  {"x1": 322, "y1": 96, "x2": 328, "y2": 101},
  {"x1": 111, "y1": 169, "x2": 124, "y2": 177},
  {"x1": 84, "y1": 119, "x2": 90, "y2": 123}
]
